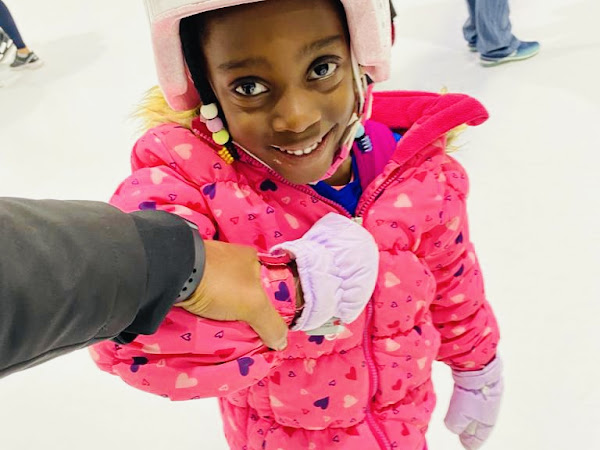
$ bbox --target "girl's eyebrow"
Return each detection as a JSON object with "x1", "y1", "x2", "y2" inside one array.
[
  {"x1": 218, "y1": 56, "x2": 271, "y2": 72},
  {"x1": 217, "y1": 35, "x2": 343, "y2": 72},
  {"x1": 298, "y1": 35, "x2": 343, "y2": 58}
]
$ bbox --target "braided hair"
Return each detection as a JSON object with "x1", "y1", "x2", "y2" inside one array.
[{"x1": 180, "y1": 14, "x2": 239, "y2": 159}]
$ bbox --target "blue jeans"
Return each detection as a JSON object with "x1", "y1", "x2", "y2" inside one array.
[
  {"x1": 0, "y1": 1, "x2": 26, "y2": 49},
  {"x1": 463, "y1": 0, "x2": 520, "y2": 58}
]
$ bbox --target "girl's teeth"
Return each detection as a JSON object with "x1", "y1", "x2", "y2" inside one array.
[{"x1": 275, "y1": 139, "x2": 322, "y2": 156}]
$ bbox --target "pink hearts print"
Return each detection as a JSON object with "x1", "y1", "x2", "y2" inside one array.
[
  {"x1": 214, "y1": 348, "x2": 236, "y2": 359},
  {"x1": 130, "y1": 356, "x2": 148, "y2": 373},
  {"x1": 274, "y1": 282, "x2": 290, "y2": 302},
  {"x1": 414, "y1": 171, "x2": 427, "y2": 183},
  {"x1": 138, "y1": 201, "x2": 157, "y2": 210},
  {"x1": 270, "y1": 372, "x2": 281, "y2": 385},
  {"x1": 345, "y1": 367, "x2": 357, "y2": 380},
  {"x1": 260, "y1": 179, "x2": 278, "y2": 191},
  {"x1": 454, "y1": 264, "x2": 465, "y2": 277},
  {"x1": 313, "y1": 396, "x2": 329, "y2": 410},
  {"x1": 254, "y1": 234, "x2": 267, "y2": 249},
  {"x1": 237, "y1": 357, "x2": 254, "y2": 376},
  {"x1": 202, "y1": 183, "x2": 217, "y2": 200},
  {"x1": 308, "y1": 335, "x2": 324, "y2": 345},
  {"x1": 180, "y1": 333, "x2": 192, "y2": 341}
]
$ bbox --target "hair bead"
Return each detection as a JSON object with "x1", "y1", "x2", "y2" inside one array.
[
  {"x1": 217, "y1": 147, "x2": 234, "y2": 164},
  {"x1": 356, "y1": 134, "x2": 373, "y2": 153},
  {"x1": 206, "y1": 117, "x2": 224, "y2": 133},
  {"x1": 213, "y1": 129, "x2": 230, "y2": 146},
  {"x1": 200, "y1": 103, "x2": 219, "y2": 120},
  {"x1": 355, "y1": 123, "x2": 366, "y2": 139}
]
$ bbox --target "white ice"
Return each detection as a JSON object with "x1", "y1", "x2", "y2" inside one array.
[{"x1": 0, "y1": 0, "x2": 599, "y2": 449}]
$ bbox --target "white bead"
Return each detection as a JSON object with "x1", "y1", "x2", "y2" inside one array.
[{"x1": 200, "y1": 103, "x2": 219, "y2": 120}]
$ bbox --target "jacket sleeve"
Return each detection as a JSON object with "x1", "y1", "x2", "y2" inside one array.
[
  {"x1": 419, "y1": 157, "x2": 500, "y2": 371},
  {"x1": 0, "y1": 198, "x2": 194, "y2": 379},
  {"x1": 91, "y1": 134, "x2": 297, "y2": 399},
  {"x1": 91, "y1": 306, "x2": 292, "y2": 400}
]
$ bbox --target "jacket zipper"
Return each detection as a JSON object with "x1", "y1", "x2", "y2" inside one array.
[
  {"x1": 193, "y1": 131, "x2": 404, "y2": 448},
  {"x1": 363, "y1": 302, "x2": 392, "y2": 450},
  {"x1": 356, "y1": 168, "x2": 404, "y2": 450}
]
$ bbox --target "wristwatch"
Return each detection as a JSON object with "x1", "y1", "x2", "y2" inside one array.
[{"x1": 176, "y1": 223, "x2": 205, "y2": 302}]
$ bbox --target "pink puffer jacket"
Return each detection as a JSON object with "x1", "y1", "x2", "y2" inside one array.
[{"x1": 91, "y1": 91, "x2": 499, "y2": 450}]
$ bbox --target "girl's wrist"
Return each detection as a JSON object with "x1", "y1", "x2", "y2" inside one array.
[
  {"x1": 289, "y1": 261, "x2": 305, "y2": 328},
  {"x1": 289, "y1": 261, "x2": 304, "y2": 309}
]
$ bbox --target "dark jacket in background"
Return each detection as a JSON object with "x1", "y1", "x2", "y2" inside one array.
[{"x1": 0, "y1": 198, "x2": 199, "y2": 378}]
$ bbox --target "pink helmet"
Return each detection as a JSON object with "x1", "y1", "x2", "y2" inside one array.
[{"x1": 144, "y1": 0, "x2": 392, "y2": 111}]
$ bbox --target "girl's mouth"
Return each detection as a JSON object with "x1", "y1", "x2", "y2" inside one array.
[{"x1": 270, "y1": 128, "x2": 334, "y2": 158}]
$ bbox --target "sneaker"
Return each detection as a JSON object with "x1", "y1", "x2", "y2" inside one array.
[
  {"x1": 0, "y1": 28, "x2": 13, "y2": 62},
  {"x1": 10, "y1": 51, "x2": 43, "y2": 70},
  {"x1": 467, "y1": 42, "x2": 478, "y2": 53},
  {"x1": 480, "y1": 41, "x2": 540, "y2": 67}
]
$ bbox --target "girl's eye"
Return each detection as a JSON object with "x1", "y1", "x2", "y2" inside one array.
[
  {"x1": 308, "y1": 62, "x2": 338, "y2": 80},
  {"x1": 234, "y1": 81, "x2": 268, "y2": 96}
]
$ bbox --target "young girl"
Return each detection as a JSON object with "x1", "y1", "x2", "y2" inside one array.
[{"x1": 92, "y1": 1, "x2": 503, "y2": 449}]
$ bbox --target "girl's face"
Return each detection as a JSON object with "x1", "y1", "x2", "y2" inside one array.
[{"x1": 201, "y1": 0, "x2": 356, "y2": 184}]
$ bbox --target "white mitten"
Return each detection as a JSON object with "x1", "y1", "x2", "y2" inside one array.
[{"x1": 271, "y1": 213, "x2": 379, "y2": 332}]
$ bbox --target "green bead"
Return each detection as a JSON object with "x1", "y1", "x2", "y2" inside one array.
[{"x1": 213, "y1": 129, "x2": 230, "y2": 145}]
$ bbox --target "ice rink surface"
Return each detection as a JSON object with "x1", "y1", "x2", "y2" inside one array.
[{"x1": 0, "y1": 0, "x2": 599, "y2": 449}]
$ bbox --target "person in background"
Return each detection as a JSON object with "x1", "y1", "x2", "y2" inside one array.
[
  {"x1": 464, "y1": 0, "x2": 540, "y2": 66},
  {"x1": 0, "y1": 1, "x2": 42, "y2": 69},
  {"x1": 0, "y1": 26, "x2": 12, "y2": 62}
]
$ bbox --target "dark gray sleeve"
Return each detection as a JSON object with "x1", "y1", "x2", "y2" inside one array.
[{"x1": 0, "y1": 198, "x2": 198, "y2": 378}]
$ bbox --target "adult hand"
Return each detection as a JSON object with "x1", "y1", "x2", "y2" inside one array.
[{"x1": 176, "y1": 240, "x2": 289, "y2": 351}]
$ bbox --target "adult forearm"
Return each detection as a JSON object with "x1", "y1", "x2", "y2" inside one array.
[{"x1": 0, "y1": 198, "x2": 197, "y2": 378}]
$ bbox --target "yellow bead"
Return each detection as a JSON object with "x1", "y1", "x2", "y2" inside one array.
[
  {"x1": 217, "y1": 147, "x2": 234, "y2": 164},
  {"x1": 213, "y1": 129, "x2": 230, "y2": 145}
]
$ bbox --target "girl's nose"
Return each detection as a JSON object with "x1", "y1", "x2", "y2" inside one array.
[{"x1": 271, "y1": 89, "x2": 321, "y2": 134}]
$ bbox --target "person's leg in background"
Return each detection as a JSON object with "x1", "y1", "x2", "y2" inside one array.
[
  {"x1": 0, "y1": 26, "x2": 13, "y2": 62},
  {"x1": 0, "y1": 1, "x2": 27, "y2": 52},
  {"x1": 0, "y1": 1, "x2": 42, "y2": 69},
  {"x1": 473, "y1": 0, "x2": 519, "y2": 58},
  {"x1": 463, "y1": 0, "x2": 479, "y2": 52},
  {"x1": 465, "y1": 0, "x2": 540, "y2": 66}
]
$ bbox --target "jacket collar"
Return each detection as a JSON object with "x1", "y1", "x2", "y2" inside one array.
[{"x1": 370, "y1": 91, "x2": 489, "y2": 166}]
